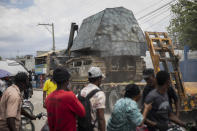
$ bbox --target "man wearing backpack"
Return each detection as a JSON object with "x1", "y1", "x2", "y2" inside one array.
[{"x1": 78, "y1": 67, "x2": 106, "y2": 131}]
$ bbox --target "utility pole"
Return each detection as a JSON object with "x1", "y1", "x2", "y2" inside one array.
[
  {"x1": 38, "y1": 23, "x2": 56, "y2": 52},
  {"x1": 51, "y1": 23, "x2": 55, "y2": 52}
]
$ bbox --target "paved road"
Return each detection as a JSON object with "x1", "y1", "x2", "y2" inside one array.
[
  {"x1": 30, "y1": 90, "x2": 46, "y2": 131},
  {"x1": 30, "y1": 90, "x2": 110, "y2": 131}
]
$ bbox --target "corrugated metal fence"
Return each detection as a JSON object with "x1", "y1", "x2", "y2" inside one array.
[{"x1": 180, "y1": 60, "x2": 197, "y2": 82}]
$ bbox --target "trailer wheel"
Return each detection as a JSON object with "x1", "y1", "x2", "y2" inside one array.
[{"x1": 108, "y1": 89, "x2": 120, "y2": 112}]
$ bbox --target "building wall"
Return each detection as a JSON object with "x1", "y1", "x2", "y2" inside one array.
[
  {"x1": 36, "y1": 51, "x2": 49, "y2": 56},
  {"x1": 25, "y1": 58, "x2": 35, "y2": 71}
]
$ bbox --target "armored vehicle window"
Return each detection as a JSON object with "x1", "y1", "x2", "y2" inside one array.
[
  {"x1": 68, "y1": 62, "x2": 73, "y2": 67},
  {"x1": 127, "y1": 65, "x2": 135, "y2": 71},
  {"x1": 84, "y1": 60, "x2": 92, "y2": 65},
  {"x1": 112, "y1": 65, "x2": 119, "y2": 71},
  {"x1": 74, "y1": 61, "x2": 82, "y2": 67}
]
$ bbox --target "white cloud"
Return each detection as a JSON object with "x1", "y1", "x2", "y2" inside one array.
[
  {"x1": 0, "y1": 0, "x2": 173, "y2": 58},
  {"x1": 10, "y1": 0, "x2": 18, "y2": 4}
]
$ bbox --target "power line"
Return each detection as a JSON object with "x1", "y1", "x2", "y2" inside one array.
[
  {"x1": 145, "y1": 15, "x2": 170, "y2": 30},
  {"x1": 38, "y1": 23, "x2": 56, "y2": 52},
  {"x1": 136, "y1": 0, "x2": 165, "y2": 15},
  {"x1": 151, "y1": 14, "x2": 171, "y2": 27},
  {"x1": 137, "y1": 0, "x2": 175, "y2": 20},
  {"x1": 43, "y1": 25, "x2": 52, "y2": 33},
  {"x1": 137, "y1": 0, "x2": 177, "y2": 24},
  {"x1": 139, "y1": 5, "x2": 171, "y2": 24},
  {"x1": 162, "y1": 0, "x2": 172, "y2": 3},
  {"x1": 145, "y1": 14, "x2": 171, "y2": 30},
  {"x1": 140, "y1": 8, "x2": 170, "y2": 25}
]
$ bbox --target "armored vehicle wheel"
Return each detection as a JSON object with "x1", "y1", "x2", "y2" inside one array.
[{"x1": 108, "y1": 89, "x2": 120, "y2": 112}]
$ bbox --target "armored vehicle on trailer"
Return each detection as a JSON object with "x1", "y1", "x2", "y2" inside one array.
[{"x1": 65, "y1": 7, "x2": 146, "y2": 112}]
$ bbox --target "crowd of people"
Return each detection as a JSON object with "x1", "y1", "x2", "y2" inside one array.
[{"x1": 0, "y1": 66, "x2": 196, "y2": 131}]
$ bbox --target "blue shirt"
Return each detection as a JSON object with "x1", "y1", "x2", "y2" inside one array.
[{"x1": 107, "y1": 98, "x2": 143, "y2": 131}]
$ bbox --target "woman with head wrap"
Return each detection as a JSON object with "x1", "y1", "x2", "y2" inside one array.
[{"x1": 107, "y1": 84, "x2": 152, "y2": 131}]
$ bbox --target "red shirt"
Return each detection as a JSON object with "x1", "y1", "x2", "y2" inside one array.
[{"x1": 45, "y1": 90, "x2": 85, "y2": 131}]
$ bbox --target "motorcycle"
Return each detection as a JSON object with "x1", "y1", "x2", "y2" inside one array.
[{"x1": 20, "y1": 112, "x2": 47, "y2": 131}]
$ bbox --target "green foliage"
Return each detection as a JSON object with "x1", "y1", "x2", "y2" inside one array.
[
  {"x1": 0, "y1": 56, "x2": 2, "y2": 60},
  {"x1": 168, "y1": 0, "x2": 197, "y2": 50}
]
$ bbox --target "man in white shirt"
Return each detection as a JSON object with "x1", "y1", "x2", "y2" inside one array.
[{"x1": 80, "y1": 67, "x2": 106, "y2": 131}]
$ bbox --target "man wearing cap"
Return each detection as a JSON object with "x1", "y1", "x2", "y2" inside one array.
[
  {"x1": 80, "y1": 67, "x2": 106, "y2": 131},
  {"x1": 142, "y1": 68, "x2": 179, "y2": 116}
]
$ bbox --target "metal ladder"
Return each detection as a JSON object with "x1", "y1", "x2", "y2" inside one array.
[{"x1": 145, "y1": 31, "x2": 186, "y2": 102}]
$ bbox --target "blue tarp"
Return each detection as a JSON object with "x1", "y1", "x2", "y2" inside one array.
[
  {"x1": 180, "y1": 60, "x2": 197, "y2": 82},
  {"x1": 160, "y1": 60, "x2": 197, "y2": 82}
]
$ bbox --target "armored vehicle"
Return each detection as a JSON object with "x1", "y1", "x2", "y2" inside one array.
[{"x1": 66, "y1": 7, "x2": 146, "y2": 112}]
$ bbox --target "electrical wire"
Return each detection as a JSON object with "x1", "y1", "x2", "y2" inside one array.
[
  {"x1": 137, "y1": 0, "x2": 175, "y2": 20},
  {"x1": 144, "y1": 14, "x2": 171, "y2": 30},
  {"x1": 150, "y1": 14, "x2": 171, "y2": 28},
  {"x1": 137, "y1": 0, "x2": 177, "y2": 24},
  {"x1": 44, "y1": 25, "x2": 52, "y2": 34},
  {"x1": 135, "y1": 0, "x2": 166, "y2": 15},
  {"x1": 137, "y1": 0, "x2": 177, "y2": 32},
  {"x1": 139, "y1": 5, "x2": 171, "y2": 24}
]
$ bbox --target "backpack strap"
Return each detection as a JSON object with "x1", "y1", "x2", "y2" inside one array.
[
  {"x1": 86, "y1": 89, "x2": 100, "y2": 100},
  {"x1": 86, "y1": 89, "x2": 100, "y2": 128}
]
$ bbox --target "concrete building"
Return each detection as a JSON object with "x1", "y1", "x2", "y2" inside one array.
[{"x1": 15, "y1": 55, "x2": 35, "y2": 71}]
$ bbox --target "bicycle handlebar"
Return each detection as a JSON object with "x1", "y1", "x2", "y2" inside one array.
[{"x1": 35, "y1": 112, "x2": 47, "y2": 120}]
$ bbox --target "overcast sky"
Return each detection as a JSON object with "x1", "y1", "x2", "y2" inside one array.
[{"x1": 0, "y1": 0, "x2": 174, "y2": 58}]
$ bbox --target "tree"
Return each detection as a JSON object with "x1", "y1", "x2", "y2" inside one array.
[
  {"x1": 0, "y1": 56, "x2": 2, "y2": 60},
  {"x1": 168, "y1": 0, "x2": 197, "y2": 50}
]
